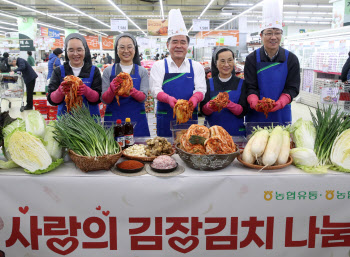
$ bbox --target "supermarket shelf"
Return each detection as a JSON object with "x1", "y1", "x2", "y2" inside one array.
[{"x1": 313, "y1": 70, "x2": 341, "y2": 75}]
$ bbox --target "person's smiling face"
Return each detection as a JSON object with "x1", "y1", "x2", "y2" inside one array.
[
  {"x1": 67, "y1": 39, "x2": 85, "y2": 68},
  {"x1": 261, "y1": 28, "x2": 282, "y2": 53}
]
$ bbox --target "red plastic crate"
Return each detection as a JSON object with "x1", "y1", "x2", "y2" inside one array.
[{"x1": 35, "y1": 106, "x2": 49, "y2": 115}]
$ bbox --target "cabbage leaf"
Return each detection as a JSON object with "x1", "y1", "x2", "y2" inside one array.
[
  {"x1": 330, "y1": 129, "x2": 350, "y2": 172},
  {"x1": 291, "y1": 118, "x2": 316, "y2": 150},
  {"x1": 25, "y1": 110, "x2": 46, "y2": 138},
  {"x1": 24, "y1": 159, "x2": 64, "y2": 175}
]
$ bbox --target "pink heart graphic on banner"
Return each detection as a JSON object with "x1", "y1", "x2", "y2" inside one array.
[
  {"x1": 96, "y1": 205, "x2": 101, "y2": 210},
  {"x1": 168, "y1": 236, "x2": 199, "y2": 253},
  {"x1": 19, "y1": 206, "x2": 29, "y2": 214},
  {"x1": 47, "y1": 237, "x2": 79, "y2": 255},
  {"x1": 102, "y1": 210, "x2": 110, "y2": 216}
]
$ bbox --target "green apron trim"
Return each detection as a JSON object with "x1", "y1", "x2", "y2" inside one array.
[
  {"x1": 257, "y1": 63, "x2": 281, "y2": 74},
  {"x1": 210, "y1": 90, "x2": 231, "y2": 100},
  {"x1": 104, "y1": 113, "x2": 112, "y2": 116},
  {"x1": 162, "y1": 73, "x2": 186, "y2": 85}
]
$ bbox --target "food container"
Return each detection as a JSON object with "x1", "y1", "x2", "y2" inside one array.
[
  {"x1": 69, "y1": 150, "x2": 122, "y2": 172},
  {"x1": 117, "y1": 160, "x2": 144, "y2": 173},
  {"x1": 170, "y1": 120, "x2": 209, "y2": 145},
  {"x1": 244, "y1": 122, "x2": 291, "y2": 138},
  {"x1": 175, "y1": 143, "x2": 240, "y2": 171}
]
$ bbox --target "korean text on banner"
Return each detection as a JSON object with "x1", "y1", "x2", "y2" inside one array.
[
  {"x1": 147, "y1": 19, "x2": 168, "y2": 36},
  {"x1": 84, "y1": 36, "x2": 100, "y2": 50}
]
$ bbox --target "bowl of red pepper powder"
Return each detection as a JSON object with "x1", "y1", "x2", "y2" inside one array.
[{"x1": 117, "y1": 160, "x2": 145, "y2": 173}]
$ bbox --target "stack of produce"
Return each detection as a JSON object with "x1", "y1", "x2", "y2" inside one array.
[
  {"x1": 0, "y1": 110, "x2": 63, "y2": 174},
  {"x1": 290, "y1": 105, "x2": 350, "y2": 173},
  {"x1": 145, "y1": 137, "x2": 172, "y2": 157},
  {"x1": 180, "y1": 125, "x2": 236, "y2": 155},
  {"x1": 123, "y1": 137, "x2": 172, "y2": 157},
  {"x1": 242, "y1": 126, "x2": 290, "y2": 166}
]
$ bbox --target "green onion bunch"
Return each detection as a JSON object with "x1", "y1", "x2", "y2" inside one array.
[
  {"x1": 53, "y1": 106, "x2": 120, "y2": 156},
  {"x1": 311, "y1": 104, "x2": 350, "y2": 166}
]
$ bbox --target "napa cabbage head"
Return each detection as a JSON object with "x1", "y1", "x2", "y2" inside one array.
[
  {"x1": 2, "y1": 118, "x2": 26, "y2": 160},
  {"x1": 8, "y1": 130, "x2": 52, "y2": 172},
  {"x1": 290, "y1": 147, "x2": 318, "y2": 167},
  {"x1": 26, "y1": 110, "x2": 46, "y2": 138},
  {"x1": 291, "y1": 118, "x2": 316, "y2": 150},
  {"x1": 330, "y1": 129, "x2": 350, "y2": 172},
  {"x1": 44, "y1": 121, "x2": 62, "y2": 161}
]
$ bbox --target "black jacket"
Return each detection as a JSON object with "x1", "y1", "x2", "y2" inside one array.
[
  {"x1": 14, "y1": 58, "x2": 38, "y2": 85},
  {"x1": 0, "y1": 57, "x2": 11, "y2": 73},
  {"x1": 47, "y1": 62, "x2": 102, "y2": 106},
  {"x1": 341, "y1": 52, "x2": 350, "y2": 82},
  {"x1": 244, "y1": 46, "x2": 300, "y2": 101},
  {"x1": 200, "y1": 75, "x2": 248, "y2": 119}
]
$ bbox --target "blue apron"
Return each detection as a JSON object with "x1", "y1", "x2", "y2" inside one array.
[
  {"x1": 156, "y1": 59, "x2": 198, "y2": 137},
  {"x1": 104, "y1": 64, "x2": 150, "y2": 137},
  {"x1": 57, "y1": 65, "x2": 100, "y2": 117},
  {"x1": 245, "y1": 48, "x2": 291, "y2": 124},
  {"x1": 205, "y1": 78, "x2": 245, "y2": 136}
]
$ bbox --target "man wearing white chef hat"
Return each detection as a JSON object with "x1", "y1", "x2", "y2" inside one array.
[
  {"x1": 150, "y1": 9, "x2": 206, "y2": 137},
  {"x1": 244, "y1": 0, "x2": 300, "y2": 124}
]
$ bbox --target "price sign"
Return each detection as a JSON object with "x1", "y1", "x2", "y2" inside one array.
[
  {"x1": 111, "y1": 19, "x2": 128, "y2": 31},
  {"x1": 192, "y1": 19, "x2": 210, "y2": 31}
]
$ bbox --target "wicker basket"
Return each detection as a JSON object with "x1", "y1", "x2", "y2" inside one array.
[
  {"x1": 122, "y1": 148, "x2": 175, "y2": 162},
  {"x1": 69, "y1": 150, "x2": 122, "y2": 172}
]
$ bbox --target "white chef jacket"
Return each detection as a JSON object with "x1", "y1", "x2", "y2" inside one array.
[{"x1": 149, "y1": 56, "x2": 207, "y2": 98}]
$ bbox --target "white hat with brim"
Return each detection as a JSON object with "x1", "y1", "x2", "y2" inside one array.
[
  {"x1": 260, "y1": 0, "x2": 283, "y2": 34},
  {"x1": 167, "y1": 9, "x2": 188, "y2": 38}
]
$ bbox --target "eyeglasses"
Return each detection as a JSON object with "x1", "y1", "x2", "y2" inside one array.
[
  {"x1": 68, "y1": 49, "x2": 84, "y2": 54},
  {"x1": 263, "y1": 31, "x2": 283, "y2": 37},
  {"x1": 218, "y1": 59, "x2": 234, "y2": 65},
  {"x1": 118, "y1": 45, "x2": 135, "y2": 52}
]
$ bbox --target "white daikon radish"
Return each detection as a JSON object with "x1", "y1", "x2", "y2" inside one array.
[
  {"x1": 242, "y1": 134, "x2": 256, "y2": 164},
  {"x1": 276, "y1": 130, "x2": 290, "y2": 165},
  {"x1": 262, "y1": 126, "x2": 283, "y2": 166},
  {"x1": 251, "y1": 130, "x2": 269, "y2": 158}
]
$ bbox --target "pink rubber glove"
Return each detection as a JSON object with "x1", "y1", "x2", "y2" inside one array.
[
  {"x1": 102, "y1": 82, "x2": 118, "y2": 104},
  {"x1": 247, "y1": 94, "x2": 259, "y2": 110},
  {"x1": 50, "y1": 81, "x2": 69, "y2": 103},
  {"x1": 189, "y1": 92, "x2": 204, "y2": 110},
  {"x1": 129, "y1": 88, "x2": 146, "y2": 102},
  {"x1": 225, "y1": 101, "x2": 243, "y2": 116},
  {"x1": 270, "y1": 93, "x2": 291, "y2": 112},
  {"x1": 78, "y1": 84, "x2": 100, "y2": 102},
  {"x1": 157, "y1": 92, "x2": 177, "y2": 108},
  {"x1": 202, "y1": 101, "x2": 218, "y2": 115}
]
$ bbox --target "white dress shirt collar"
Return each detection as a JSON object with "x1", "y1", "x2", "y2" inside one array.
[{"x1": 167, "y1": 56, "x2": 188, "y2": 69}]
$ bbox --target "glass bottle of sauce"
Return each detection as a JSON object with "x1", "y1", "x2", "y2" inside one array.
[
  {"x1": 114, "y1": 119, "x2": 125, "y2": 150},
  {"x1": 124, "y1": 117, "x2": 134, "y2": 148}
]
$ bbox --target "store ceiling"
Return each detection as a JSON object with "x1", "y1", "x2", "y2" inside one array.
[{"x1": 0, "y1": 0, "x2": 333, "y2": 37}]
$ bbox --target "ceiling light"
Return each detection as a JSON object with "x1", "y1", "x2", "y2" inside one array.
[
  {"x1": 300, "y1": 5, "x2": 332, "y2": 8},
  {"x1": 220, "y1": 13, "x2": 232, "y2": 16},
  {"x1": 0, "y1": 11, "x2": 18, "y2": 19},
  {"x1": 159, "y1": 0, "x2": 164, "y2": 19},
  {"x1": 294, "y1": 21, "x2": 306, "y2": 23},
  {"x1": 215, "y1": 0, "x2": 267, "y2": 30},
  {"x1": 2, "y1": 0, "x2": 107, "y2": 36},
  {"x1": 0, "y1": 26, "x2": 18, "y2": 31},
  {"x1": 53, "y1": 0, "x2": 111, "y2": 28},
  {"x1": 307, "y1": 21, "x2": 319, "y2": 24},
  {"x1": 319, "y1": 21, "x2": 331, "y2": 24},
  {"x1": 229, "y1": 3, "x2": 253, "y2": 6},
  {"x1": 106, "y1": 0, "x2": 147, "y2": 36},
  {"x1": 199, "y1": 0, "x2": 216, "y2": 19},
  {"x1": 0, "y1": 21, "x2": 17, "y2": 27},
  {"x1": 284, "y1": 4, "x2": 299, "y2": 7},
  {"x1": 284, "y1": 20, "x2": 295, "y2": 23}
]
